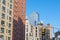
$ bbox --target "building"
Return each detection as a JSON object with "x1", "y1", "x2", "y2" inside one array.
[
  {"x1": 25, "y1": 17, "x2": 41, "y2": 40},
  {"x1": 55, "y1": 31, "x2": 60, "y2": 40},
  {"x1": 32, "y1": 25, "x2": 42, "y2": 40},
  {"x1": 25, "y1": 21, "x2": 52, "y2": 40},
  {"x1": 25, "y1": 17, "x2": 40, "y2": 40},
  {"x1": 13, "y1": 0, "x2": 26, "y2": 40},
  {"x1": 36, "y1": 22, "x2": 52, "y2": 40},
  {"x1": 29, "y1": 12, "x2": 39, "y2": 26},
  {"x1": 44, "y1": 28, "x2": 50, "y2": 40},
  {"x1": 46, "y1": 24, "x2": 52, "y2": 40},
  {"x1": 25, "y1": 17, "x2": 33, "y2": 40},
  {"x1": 0, "y1": 0, "x2": 13, "y2": 40},
  {"x1": 33, "y1": 23, "x2": 52, "y2": 40}
]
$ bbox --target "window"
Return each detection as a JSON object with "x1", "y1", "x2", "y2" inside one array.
[
  {"x1": 10, "y1": 0, "x2": 12, "y2": 3},
  {"x1": 26, "y1": 33, "x2": 28, "y2": 40},
  {"x1": 1, "y1": 28, "x2": 4, "y2": 33},
  {"x1": 8, "y1": 37, "x2": 10, "y2": 40},
  {"x1": 26, "y1": 33, "x2": 28, "y2": 37},
  {"x1": 37, "y1": 38, "x2": 39, "y2": 40},
  {"x1": 1, "y1": 20, "x2": 5, "y2": 26},
  {"x1": 9, "y1": 10, "x2": 12, "y2": 15},
  {"x1": 2, "y1": 0, "x2": 6, "y2": 5},
  {"x1": 9, "y1": 23, "x2": 11, "y2": 28},
  {"x1": 9, "y1": 17, "x2": 11, "y2": 22},
  {"x1": 0, "y1": 35, "x2": 4, "y2": 40},
  {"x1": 36, "y1": 29, "x2": 37, "y2": 36},
  {"x1": 2, "y1": 6, "x2": 5, "y2": 12},
  {"x1": 10, "y1": 4, "x2": 12, "y2": 9},
  {"x1": 1, "y1": 13, "x2": 5, "y2": 19},
  {"x1": 7, "y1": 9, "x2": 12, "y2": 15},
  {"x1": 36, "y1": 33, "x2": 37, "y2": 37},
  {"x1": 8, "y1": 30, "x2": 11, "y2": 35},
  {"x1": 36, "y1": 27, "x2": 37, "y2": 29}
]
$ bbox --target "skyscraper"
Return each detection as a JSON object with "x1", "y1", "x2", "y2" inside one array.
[
  {"x1": 0, "y1": 0, "x2": 13, "y2": 40},
  {"x1": 12, "y1": 0, "x2": 26, "y2": 40},
  {"x1": 29, "y1": 12, "x2": 39, "y2": 26}
]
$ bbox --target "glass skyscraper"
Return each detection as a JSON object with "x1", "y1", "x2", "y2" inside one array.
[{"x1": 29, "y1": 12, "x2": 39, "y2": 26}]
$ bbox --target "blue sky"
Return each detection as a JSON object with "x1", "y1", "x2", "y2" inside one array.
[{"x1": 26, "y1": 0, "x2": 60, "y2": 36}]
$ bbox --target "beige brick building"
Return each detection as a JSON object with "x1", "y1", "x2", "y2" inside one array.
[
  {"x1": 46, "y1": 24, "x2": 52, "y2": 40},
  {"x1": 0, "y1": 0, "x2": 13, "y2": 40},
  {"x1": 25, "y1": 17, "x2": 33, "y2": 40},
  {"x1": 25, "y1": 20, "x2": 42, "y2": 40},
  {"x1": 25, "y1": 21, "x2": 52, "y2": 40}
]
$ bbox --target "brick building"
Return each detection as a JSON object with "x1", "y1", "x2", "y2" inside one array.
[{"x1": 12, "y1": 0, "x2": 26, "y2": 40}]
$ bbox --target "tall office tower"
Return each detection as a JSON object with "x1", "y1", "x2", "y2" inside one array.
[
  {"x1": 29, "y1": 12, "x2": 39, "y2": 26},
  {"x1": 13, "y1": 0, "x2": 26, "y2": 40},
  {"x1": 0, "y1": 0, "x2": 13, "y2": 40}
]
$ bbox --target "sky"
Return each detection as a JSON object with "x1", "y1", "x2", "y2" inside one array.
[{"x1": 26, "y1": 0, "x2": 60, "y2": 36}]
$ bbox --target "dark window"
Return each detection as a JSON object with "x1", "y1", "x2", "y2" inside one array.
[
  {"x1": 2, "y1": 0, "x2": 6, "y2": 5},
  {"x1": 1, "y1": 13, "x2": 5, "y2": 19},
  {"x1": 0, "y1": 35, "x2": 4, "y2": 40},
  {"x1": 2, "y1": 6, "x2": 5, "y2": 12},
  {"x1": 9, "y1": 10, "x2": 12, "y2": 15},
  {"x1": 8, "y1": 37, "x2": 10, "y2": 40},
  {"x1": 10, "y1": 0, "x2": 12, "y2": 3},
  {"x1": 8, "y1": 30, "x2": 11, "y2": 35},
  {"x1": 10, "y1": 4, "x2": 12, "y2": 9},
  {"x1": 9, "y1": 23, "x2": 11, "y2": 28},
  {"x1": 36, "y1": 27, "x2": 37, "y2": 29},
  {"x1": 9, "y1": 17, "x2": 11, "y2": 22},
  {"x1": 1, "y1": 28, "x2": 4, "y2": 33},
  {"x1": 1, "y1": 20, "x2": 5, "y2": 26}
]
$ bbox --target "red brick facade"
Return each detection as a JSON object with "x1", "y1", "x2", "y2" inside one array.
[{"x1": 12, "y1": 0, "x2": 26, "y2": 40}]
